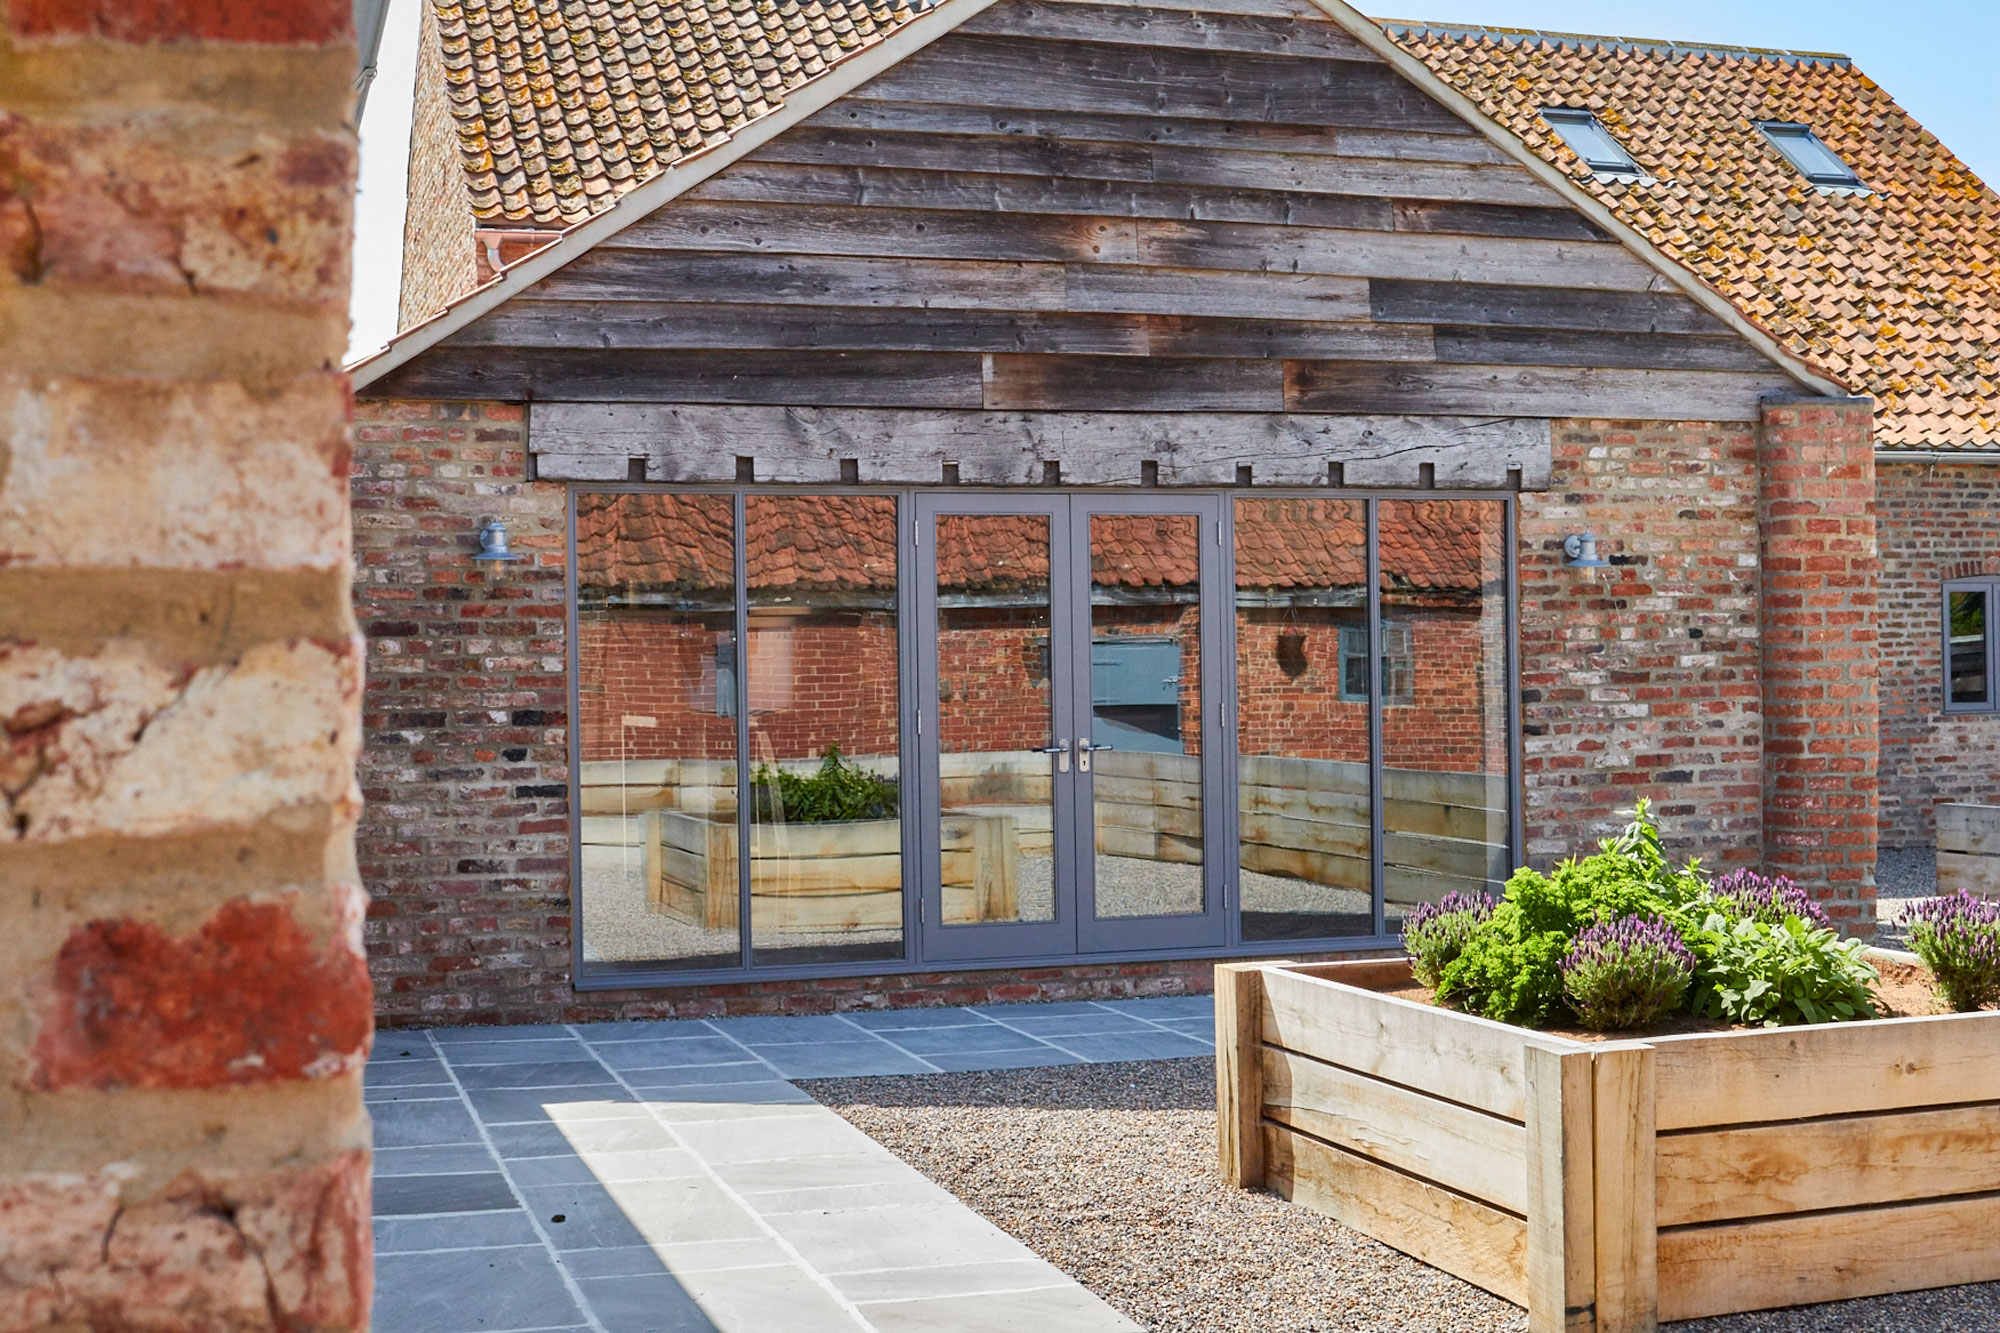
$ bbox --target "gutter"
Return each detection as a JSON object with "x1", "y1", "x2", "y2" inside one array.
[{"x1": 1876, "y1": 449, "x2": 2000, "y2": 464}]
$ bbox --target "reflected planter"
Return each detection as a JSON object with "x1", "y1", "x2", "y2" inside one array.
[
  {"x1": 643, "y1": 810, "x2": 1020, "y2": 932},
  {"x1": 1216, "y1": 957, "x2": 2000, "y2": 1331}
]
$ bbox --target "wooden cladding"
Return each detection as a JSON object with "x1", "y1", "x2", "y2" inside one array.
[
  {"x1": 376, "y1": 0, "x2": 1814, "y2": 456},
  {"x1": 1221, "y1": 959, "x2": 2000, "y2": 1330}
]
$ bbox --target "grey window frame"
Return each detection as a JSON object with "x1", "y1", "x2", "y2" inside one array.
[
  {"x1": 1755, "y1": 121, "x2": 1867, "y2": 190},
  {"x1": 566, "y1": 484, "x2": 1521, "y2": 991},
  {"x1": 1540, "y1": 106, "x2": 1646, "y2": 179},
  {"x1": 1943, "y1": 576, "x2": 2000, "y2": 714}
]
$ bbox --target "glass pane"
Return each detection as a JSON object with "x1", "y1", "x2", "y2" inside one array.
[
  {"x1": 746, "y1": 496, "x2": 903, "y2": 966},
  {"x1": 1950, "y1": 590, "x2": 1990, "y2": 705},
  {"x1": 1379, "y1": 500, "x2": 1512, "y2": 933},
  {"x1": 575, "y1": 492, "x2": 740, "y2": 971},
  {"x1": 1090, "y1": 514, "x2": 1205, "y2": 919},
  {"x1": 936, "y1": 515, "x2": 1058, "y2": 926},
  {"x1": 1234, "y1": 498, "x2": 1373, "y2": 940}
]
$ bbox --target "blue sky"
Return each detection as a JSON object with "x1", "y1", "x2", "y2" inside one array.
[
  {"x1": 349, "y1": 0, "x2": 1997, "y2": 360},
  {"x1": 1375, "y1": 0, "x2": 1999, "y2": 186}
]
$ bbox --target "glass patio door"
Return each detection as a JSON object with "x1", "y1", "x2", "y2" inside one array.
[{"x1": 914, "y1": 494, "x2": 1226, "y2": 963}]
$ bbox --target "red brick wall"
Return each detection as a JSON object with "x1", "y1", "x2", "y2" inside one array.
[
  {"x1": 352, "y1": 400, "x2": 573, "y2": 1024},
  {"x1": 1517, "y1": 420, "x2": 1766, "y2": 869},
  {"x1": 1876, "y1": 459, "x2": 2000, "y2": 846},
  {"x1": 1757, "y1": 399, "x2": 1879, "y2": 932},
  {"x1": 2, "y1": 0, "x2": 371, "y2": 1323}
]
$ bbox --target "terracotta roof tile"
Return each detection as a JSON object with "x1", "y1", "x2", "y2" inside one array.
[
  {"x1": 1383, "y1": 23, "x2": 2000, "y2": 449},
  {"x1": 432, "y1": 0, "x2": 931, "y2": 229},
  {"x1": 576, "y1": 494, "x2": 1498, "y2": 598}
]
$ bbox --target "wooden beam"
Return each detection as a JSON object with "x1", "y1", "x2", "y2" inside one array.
[
  {"x1": 1657, "y1": 1101, "x2": 2000, "y2": 1226},
  {"x1": 692, "y1": 159, "x2": 1397, "y2": 232},
  {"x1": 1264, "y1": 1044, "x2": 1530, "y2": 1211},
  {"x1": 529, "y1": 403, "x2": 1553, "y2": 488},
  {"x1": 983, "y1": 353, "x2": 1285, "y2": 410},
  {"x1": 1372, "y1": 278, "x2": 1730, "y2": 335},
  {"x1": 752, "y1": 125, "x2": 1566, "y2": 208},
  {"x1": 366, "y1": 348, "x2": 986, "y2": 407},
  {"x1": 957, "y1": 0, "x2": 1383, "y2": 60},
  {"x1": 1435, "y1": 325, "x2": 1781, "y2": 373},
  {"x1": 1284, "y1": 360, "x2": 1792, "y2": 420},
  {"x1": 1649, "y1": 1012, "x2": 2000, "y2": 1131},
  {"x1": 1266, "y1": 1123, "x2": 1530, "y2": 1305},
  {"x1": 1591, "y1": 1042, "x2": 1658, "y2": 1333},
  {"x1": 861, "y1": 33, "x2": 1469, "y2": 131},
  {"x1": 1525, "y1": 1044, "x2": 1596, "y2": 1333},
  {"x1": 1215, "y1": 961, "x2": 1275, "y2": 1187},
  {"x1": 1657, "y1": 1194, "x2": 2000, "y2": 1322}
]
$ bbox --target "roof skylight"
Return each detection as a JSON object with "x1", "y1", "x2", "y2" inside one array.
[
  {"x1": 1756, "y1": 122, "x2": 1867, "y2": 190},
  {"x1": 1540, "y1": 107, "x2": 1644, "y2": 179}
]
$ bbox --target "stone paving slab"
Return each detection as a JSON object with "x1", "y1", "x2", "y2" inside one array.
[{"x1": 369, "y1": 997, "x2": 1209, "y2": 1331}]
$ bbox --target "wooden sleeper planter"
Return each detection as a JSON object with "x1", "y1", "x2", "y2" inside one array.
[{"x1": 1216, "y1": 957, "x2": 2000, "y2": 1331}]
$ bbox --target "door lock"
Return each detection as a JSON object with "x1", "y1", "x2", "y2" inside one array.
[{"x1": 1077, "y1": 738, "x2": 1114, "y2": 773}]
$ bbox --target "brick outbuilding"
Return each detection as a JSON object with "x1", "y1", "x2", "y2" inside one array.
[{"x1": 347, "y1": 0, "x2": 1993, "y2": 1026}]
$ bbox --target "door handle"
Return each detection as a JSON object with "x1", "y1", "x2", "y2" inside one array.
[
  {"x1": 1037, "y1": 739, "x2": 1071, "y2": 773},
  {"x1": 1078, "y1": 738, "x2": 1114, "y2": 772}
]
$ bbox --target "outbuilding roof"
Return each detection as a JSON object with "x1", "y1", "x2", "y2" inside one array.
[
  {"x1": 1384, "y1": 22, "x2": 2000, "y2": 449},
  {"x1": 437, "y1": 0, "x2": 935, "y2": 226}
]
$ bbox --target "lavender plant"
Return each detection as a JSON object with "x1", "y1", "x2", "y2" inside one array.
[
  {"x1": 1401, "y1": 892, "x2": 1496, "y2": 989},
  {"x1": 1904, "y1": 891, "x2": 2000, "y2": 1013},
  {"x1": 1560, "y1": 915, "x2": 1696, "y2": 1032},
  {"x1": 1712, "y1": 868, "x2": 1831, "y2": 931}
]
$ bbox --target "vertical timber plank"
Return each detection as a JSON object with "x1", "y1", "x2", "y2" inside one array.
[
  {"x1": 1526, "y1": 1044, "x2": 1596, "y2": 1331},
  {"x1": 1216, "y1": 962, "x2": 1283, "y2": 1188},
  {"x1": 1593, "y1": 1043, "x2": 1658, "y2": 1332}
]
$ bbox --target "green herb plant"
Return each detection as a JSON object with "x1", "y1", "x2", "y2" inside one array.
[
  {"x1": 1687, "y1": 912, "x2": 1877, "y2": 1027},
  {"x1": 751, "y1": 745, "x2": 899, "y2": 824}
]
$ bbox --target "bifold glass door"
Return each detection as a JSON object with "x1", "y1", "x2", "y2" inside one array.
[{"x1": 914, "y1": 495, "x2": 1227, "y2": 962}]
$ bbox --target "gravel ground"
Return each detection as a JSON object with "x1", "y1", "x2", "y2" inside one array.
[{"x1": 806, "y1": 1058, "x2": 2000, "y2": 1333}]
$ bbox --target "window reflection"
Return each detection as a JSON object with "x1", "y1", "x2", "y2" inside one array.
[
  {"x1": 746, "y1": 496, "x2": 904, "y2": 966},
  {"x1": 1379, "y1": 500, "x2": 1512, "y2": 932},
  {"x1": 1234, "y1": 498, "x2": 1374, "y2": 940},
  {"x1": 575, "y1": 493, "x2": 741, "y2": 971}
]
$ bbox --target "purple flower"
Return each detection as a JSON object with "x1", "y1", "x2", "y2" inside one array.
[
  {"x1": 1905, "y1": 891, "x2": 2000, "y2": 1012},
  {"x1": 1713, "y1": 868, "x2": 1831, "y2": 931},
  {"x1": 1402, "y1": 891, "x2": 1496, "y2": 988},
  {"x1": 1561, "y1": 914, "x2": 1695, "y2": 1031}
]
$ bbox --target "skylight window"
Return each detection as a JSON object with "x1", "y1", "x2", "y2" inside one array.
[
  {"x1": 1540, "y1": 107, "x2": 1643, "y2": 178},
  {"x1": 1757, "y1": 122, "x2": 1867, "y2": 190}
]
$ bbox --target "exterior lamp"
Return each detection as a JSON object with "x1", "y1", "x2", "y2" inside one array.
[
  {"x1": 1563, "y1": 533, "x2": 1611, "y2": 569},
  {"x1": 472, "y1": 519, "x2": 528, "y2": 567}
]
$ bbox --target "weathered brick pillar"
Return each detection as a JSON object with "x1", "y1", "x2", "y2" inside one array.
[
  {"x1": 1757, "y1": 397, "x2": 1880, "y2": 936},
  {"x1": 0, "y1": 2, "x2": 371, "y2": 1327}
]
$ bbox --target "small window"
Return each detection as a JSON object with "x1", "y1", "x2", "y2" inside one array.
[
  {"x1": 1540, "y1": 107, "x2": 1644, "y2": 178},
  {"x1": 1338, "y1": 621, "x2": 1414, "y2": 706},
  {"x1": 1945, "y1": 579, "x2": 1998, "y2": 712},
  {"x1": 1756, "y1": 122, "x2": 1866, "y2": 190}
]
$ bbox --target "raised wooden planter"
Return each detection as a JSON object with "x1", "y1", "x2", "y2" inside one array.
[
  {"x1": 1217, "y1": 958, "x2": 2000, "y2": 1331},
  {"x1": 643, "y1": 810, "x2": 1018, "y2": 933},
  {"x1": 1938, "y1": 802, "x2": 2000, "y2": 897}
]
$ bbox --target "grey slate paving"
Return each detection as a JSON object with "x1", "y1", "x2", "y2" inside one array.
[
  {"x1": 373, "y1": 1172, "x2": 519, "y2": 1216},
  {"x1": 373, "y1": 1245, "x2": 583, "y2": 1332},
  {"x1": 371, "y1": 1097, "x2": 483, "y2": 1149},
  {"x1": 589, "y1": 1035, "x2": 752, "y2": 1070},
  {"x1": 753, "y1": 1040, "x2": 936, "y2": 1079},
  {"x1": 1050, "y1": 1030, "x2": 1215, "y2": 1062},
  {"x1": 373, "y1": 1211, "x2": 541, "y2": 1253},
  {"x1": 364, "y1": 997, "x2": 1198, "y2": 1332}
]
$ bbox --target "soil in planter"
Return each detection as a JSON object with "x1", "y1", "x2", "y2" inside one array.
[{"x1": 1380, "y1": 958, "x2": 1956, "y2": 1040}]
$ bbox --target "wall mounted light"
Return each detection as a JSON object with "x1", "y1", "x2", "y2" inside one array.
[
  {"x1": 1563, "y1": 533, "x2": 1611, "y2": 569},
  {"x1": 472, "y1": 519, "x2": 528, "y2": 565}
]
